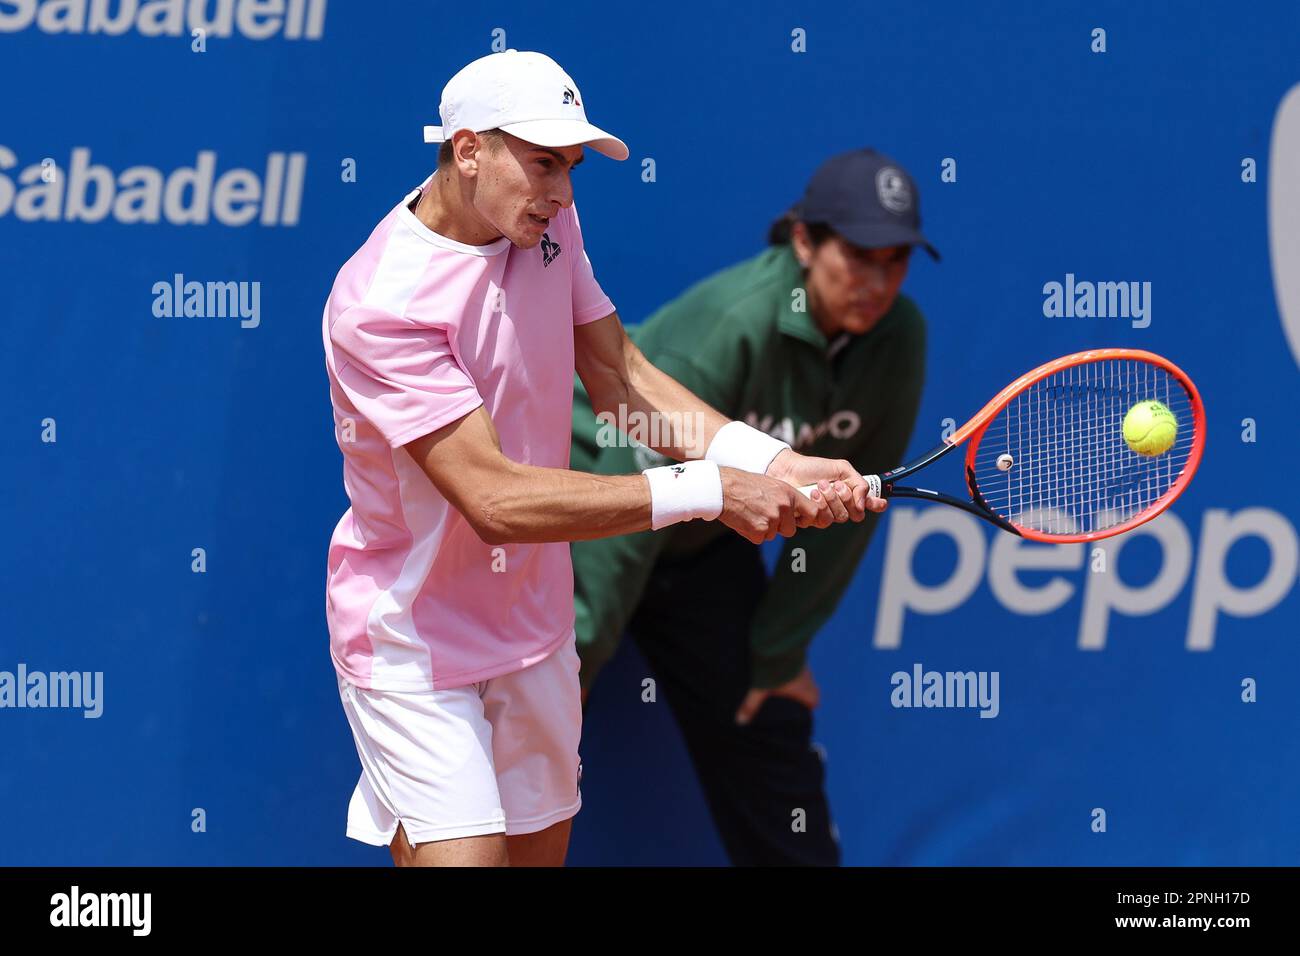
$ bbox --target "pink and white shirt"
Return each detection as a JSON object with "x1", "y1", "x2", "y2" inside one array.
[{"x1": 322, "y1": 178, "x2": 614, "y2": 692}]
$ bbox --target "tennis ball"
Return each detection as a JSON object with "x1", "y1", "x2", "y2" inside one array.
[{"x1": 1123, "y1": 400, "x2": 1178, "y2": 456}]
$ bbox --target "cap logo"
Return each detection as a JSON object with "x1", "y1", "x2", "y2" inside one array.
[
  {"x1": 876, "y1": 167, "x2": 912, "y2": 214},
  {"x1": 562, "y1": 85, "x2": 581, "y2": 106}
]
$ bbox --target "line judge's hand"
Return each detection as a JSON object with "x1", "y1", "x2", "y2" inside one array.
[{"x1": 735, "y1": 665, "x2": 821, "y2": 726}]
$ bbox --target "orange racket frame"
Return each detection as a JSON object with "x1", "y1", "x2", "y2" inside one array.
[{"x1": 805, "y1": 349, "x2": 1206, "y2": 543}]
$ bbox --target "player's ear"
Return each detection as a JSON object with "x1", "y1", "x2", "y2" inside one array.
[{"x1": 452, "y1": 129, "x2": 480, "y2": 175}]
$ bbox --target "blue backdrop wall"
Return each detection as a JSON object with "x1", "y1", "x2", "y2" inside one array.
[{"x1": 2, "y1": 0, "x2": 1298, "y2": 865}]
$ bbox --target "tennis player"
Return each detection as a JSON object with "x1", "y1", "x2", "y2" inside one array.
[
  {"x1": 571, "y1": 149, "x2": 936, "y2": 865},
  {"x1": 320, "y1": 51, "x2": 883, "y2": 867}
]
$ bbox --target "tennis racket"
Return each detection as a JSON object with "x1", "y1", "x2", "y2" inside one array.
[{"x1": 798, "y1": 348, "x2": 1205, "y2": 543}]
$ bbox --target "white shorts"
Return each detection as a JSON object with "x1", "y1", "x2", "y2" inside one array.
[{"x1": 337, "y1": 638, "x2": 583, "y2": 846}]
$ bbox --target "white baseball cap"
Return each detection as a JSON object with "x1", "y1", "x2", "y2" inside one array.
[{"x1": 424, "y1": 50, "x2": 629, "y2": 161}]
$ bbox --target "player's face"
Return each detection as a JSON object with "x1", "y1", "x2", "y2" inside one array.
[
  {"x1": 801, "y1": 235, "x2": 911, "y2": 337},
  {"x1": 473, "y1": 132, "x2": 584, "y2": 249}
]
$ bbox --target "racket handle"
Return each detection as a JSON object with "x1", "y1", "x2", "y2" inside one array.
[{"x1": 796, "y1": 475, "x2": 882, "y2": 499}]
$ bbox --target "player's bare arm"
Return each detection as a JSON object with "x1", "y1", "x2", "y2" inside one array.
[
  {"x1": 574, "y1": 311, "x2": 884, "y2": 521},
  {"x1": 404, "y1": 404, "x2": 824, "y2": 545}
]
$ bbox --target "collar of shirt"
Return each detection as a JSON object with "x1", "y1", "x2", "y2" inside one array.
[{"x1": 826, "y1": 332, "x2": 853, "y2": 360}]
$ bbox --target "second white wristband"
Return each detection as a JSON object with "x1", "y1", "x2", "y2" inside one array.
[
  {"x1": 705, "y1": 420, "x2": 790, "y2": 474},
  {"x1": 642, "y1": 460, "x2": 724, "y2": 530}
]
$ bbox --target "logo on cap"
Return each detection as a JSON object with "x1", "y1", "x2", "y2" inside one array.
[
  {"x1": 563, "y1": 85, "x2": 581, "y2": 106},
  {"x1": 876, "y1": 167, "x2": 912, "y2": 214}
]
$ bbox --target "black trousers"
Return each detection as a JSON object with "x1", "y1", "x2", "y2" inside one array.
[{"x1": 625, "y1": 532, "x2": 840, "y2": 867}]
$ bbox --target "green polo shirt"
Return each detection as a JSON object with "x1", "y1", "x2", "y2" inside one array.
[{"x1": 570, "y1": 243, "x2": 927, "y2": 690}]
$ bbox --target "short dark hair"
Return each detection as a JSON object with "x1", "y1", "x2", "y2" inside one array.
[
  {"x1": 767, "y1": 205, "x2": 837, "y2": 247},
  {"x1": 437, "y1": 128, "x2": 503, "y2": 167}
]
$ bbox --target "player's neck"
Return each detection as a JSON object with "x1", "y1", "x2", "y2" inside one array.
[{"x1": 413, "y1": 170, "x2": 504, "y2": 247}]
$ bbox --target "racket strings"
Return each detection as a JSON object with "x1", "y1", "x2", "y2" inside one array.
[{"x1": 970, "y1": 358, "x2": 1196, "y2": 536}]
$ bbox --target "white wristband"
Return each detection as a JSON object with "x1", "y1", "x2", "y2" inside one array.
[
  {"x1": 642, "y1": 461, "x2": 724, "y2": 530},
  {"x1": 705, "y1": 420, "x2": 790, "y2": 474}
]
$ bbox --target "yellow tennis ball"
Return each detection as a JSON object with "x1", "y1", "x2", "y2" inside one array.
[{"x1": 1123, "y1": 400, "x2": 1178, "y2": 456}]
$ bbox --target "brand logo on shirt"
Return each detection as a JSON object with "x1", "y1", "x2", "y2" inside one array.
[{"x1": 541, "y1": 232, "x2": 562, "y2": 266}]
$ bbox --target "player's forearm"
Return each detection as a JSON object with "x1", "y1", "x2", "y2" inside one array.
[
  {"x1": 406, "y1": 402, "x2": 816, "y2": 548},
  {"x1": 405, "y1": 403, "x2": 754, "y2": 545},
  {"x1": 590, "y1": 338, "x2": 732, "y2": 461},
  {"x1": 472, "y1": 463, "x2": 653, "y2": 544}
]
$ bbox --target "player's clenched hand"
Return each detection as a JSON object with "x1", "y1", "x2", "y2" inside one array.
[
  {"x1": 765, "y1": 449, "x2": 886, "y2": 520},
  {"x1": 718, "y1": 468, "x2": 824, "y2": 543}
]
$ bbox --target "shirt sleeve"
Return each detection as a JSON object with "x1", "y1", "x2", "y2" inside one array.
[
  {"x1": 329, "y1": 303, "x2": 484, "y2": 449},
  {"x1": 567, "y1": 203, "x2": 615, "y2": 326}
]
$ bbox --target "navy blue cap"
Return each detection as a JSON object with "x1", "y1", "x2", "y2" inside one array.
[{"x1": 796, "y1": 148, "x2": 939, "y2": 261}]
